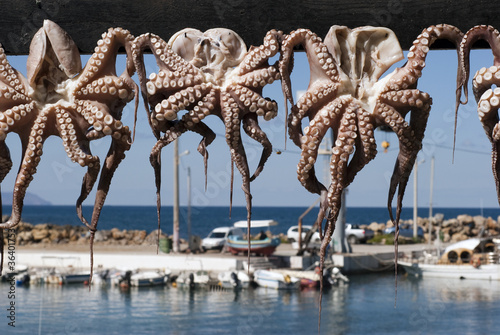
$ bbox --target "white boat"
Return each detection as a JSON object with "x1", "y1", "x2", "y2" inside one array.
[
  {"x1": 218, "y1": 271, "x2": 251, "y2": 289},
  {"x1": 62, "y1": 272, "x2": 91, "y2": 284},
  {"x1": 130, "y1": 270, "x2": 170, "y2": 287},
  {"x1": 176, "y1": 270, "x2": 211, "y2": 289},
  {"x1": 399, "y1": 237, "x2": 500, "y2": 280},
  {"x1": 253, "y1": 269, "x2": 300, "y2": 289}
]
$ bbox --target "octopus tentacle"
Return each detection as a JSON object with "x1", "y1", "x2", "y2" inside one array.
[
  {"x1": 298, "y1": 97, "x2": 350, "y2": 194},
  {"x1": 87, "y1": 131, "x2": 131, "y2": 283},
  {"x1": 234, "y1": 66, "x2": 280, "y2": 90},
  {"x1": 242, "y1": 113, "x2": 272, "y2": 181},
  {"x1": 76, "y1": 28, "x2": 135, "y2": 90},
  {"x1": 237, "y1": 30, "x2": 282, "y2": 76},
  {"x1": 0, "y1": 46, "x2": 30, "y2": 100},
  {"x1": 459, "y1": 25, "x2": 500, "y2": 105},
  {"x1": 288, "y1": 84, "x2": 338, "y2": 147},
  {"x1": 180, "y1": 88, "x2": 218, "y2": 128},
  {"x1": 385, "y1": 24, "x2": 463, "y2": 94},
  {"x1": 0, "y1": 110, "x2": 50, "y2": 229},
  {"x1": 150, "y1": 122, "x2": 186, "y2": 251},
  {"x1": 280, "y1": 29, "x2": 340, "y2": 107},
  {"x1": 230, "y1": 84, "x2": 278, "y2": 120},
  {"x1": 477, "y1": 88, "x2": 500, "y2": 201},
  {"x1": 0, "y1": 140, "x2": 11, "y2": 273},
  {"x1": 473, "y1": 65, "x2": 500, "y2": 103},
  {"x1": 317, "y1": 105, "x2": 361, "y2": 312},
  {"x1": 54, "y1": 105, "x2": 101, "y2": 227},
  {"x1": 132, "y1": 33, "x2": 205, "y2": 139},
  {"x1": 280, "y1": 29, "x2": 340, "y2": 148},
  {"x1": 345, "y1": 108, "x2": 378, "y2": 185},
  {"x1": 153, "y1": 83, "x2": 213, "y2": 122},
  {"x1": 221, "y1": 93, "x2": 252, "y2": 268},
  {"x1": 459, "y1": 25, "x2": 500, "y2": 205}
]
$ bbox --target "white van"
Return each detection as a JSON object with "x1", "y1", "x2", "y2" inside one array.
[{"x1": 201, "y1": 227, "x2": 245, "y2": 251}]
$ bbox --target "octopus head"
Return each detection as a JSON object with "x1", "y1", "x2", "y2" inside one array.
[
  {"x1": 168, "y1": 28, "x2": 247, "y2": 85},
  {"x1": 324, "y1": 26, "x2": 404, "y2": 96},
  {"x1": 26, "y1": 20, "x2": 82, "y2": 103}
]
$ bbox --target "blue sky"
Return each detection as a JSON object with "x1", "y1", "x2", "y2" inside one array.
[{"x1": 1, "y1": 48, "x2": 497, "y2": 209}]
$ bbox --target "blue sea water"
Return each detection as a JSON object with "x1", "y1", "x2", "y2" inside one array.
[
  {"x1": 1, "y1": 274, "x2": 499, "y2": 334},
  {"x1": 7, "y1": 205, "x2": 500, "y2": 239}
]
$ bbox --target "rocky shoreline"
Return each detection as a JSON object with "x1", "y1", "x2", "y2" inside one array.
[
  {"x1": 365, "y1": 213, "x2": 500, "y2": 243},
  {"x1": 2, "y1": 213, "x2": 500, "y2": 247}
]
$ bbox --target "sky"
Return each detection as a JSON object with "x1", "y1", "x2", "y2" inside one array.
[{"x1": 1, "y1": 47, "x2": 498, "y2": 210}]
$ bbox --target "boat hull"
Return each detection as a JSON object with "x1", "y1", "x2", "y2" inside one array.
[
  {"x1": 226, "y1": 237, "x2": 280, "y2": 256},
  {"x1": 253, "y1": 270, "x2": 300, "y2": 290},
  {"x1": 399, "y1": 261, "x2": 500, "y2": 280},
  {"x1": 218, "y1": 271, "x2": 250, "y2": 289},
  {"x1": 130, "y1": 272, "x2": 168, "y2": 287},
  {"x1": 63, "y1": 273, "x2": 91, "y2": 284}
]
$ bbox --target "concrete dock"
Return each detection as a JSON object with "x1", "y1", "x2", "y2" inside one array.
[{"x1": 12, "y1": 242, "x2": 430, "y2": 275}]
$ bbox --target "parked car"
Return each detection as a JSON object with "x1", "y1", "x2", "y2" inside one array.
[
  {"x1": 287, "y1": 224, "x2": 373, "y2": 245},
  {"x1": 287, "y1": 225, "x2": 321, "y2": 243},
  {"x1": 201, "y1": 227, "x2": 245, "y2": 251},
  {"x1": 384, "y1": 224, "x2": 424, "y2": 238},
  {"x1": 345, "y1": 223, "x2": 374, "y2": 244}
]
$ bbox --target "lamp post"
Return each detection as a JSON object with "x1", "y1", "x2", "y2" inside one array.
[
  {"x1": 413, "y1": 158, "x2": 425, "y2": 239},
  {"x1": 172, "y1": 138, "x2": 189, "y2": 253}
]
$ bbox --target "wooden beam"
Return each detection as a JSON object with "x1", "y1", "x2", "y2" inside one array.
[{"x1": 0, "y1": 0, "x2": 497, "y2": 54}]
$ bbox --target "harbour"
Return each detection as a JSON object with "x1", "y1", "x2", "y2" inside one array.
[{"x1": 3, "y1": 205, "x2": 500, "y2": 334}]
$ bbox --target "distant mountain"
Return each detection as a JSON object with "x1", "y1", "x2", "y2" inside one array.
[{"x1": 1, "y1": 192, "x2": 52, "y2": 206}]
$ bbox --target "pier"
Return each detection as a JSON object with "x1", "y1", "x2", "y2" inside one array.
[{"x1": 14, "y1": 243, "x2": 427, "y2": 275}]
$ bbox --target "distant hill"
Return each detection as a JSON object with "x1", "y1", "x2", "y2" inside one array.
[{"x1": 1, "y1": 192, "x2": 52, "y2": 206}]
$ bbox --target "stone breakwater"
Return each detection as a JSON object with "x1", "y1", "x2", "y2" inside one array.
[
  {"x1": 1, "y1": 220, "x2": 166, "y2": 247},
  {"x1": 2, "y1": 214, "x2": 500, "y2": 247},
  {"x1": 363, "y1": 214, "x2": 500, "y2": 243}
]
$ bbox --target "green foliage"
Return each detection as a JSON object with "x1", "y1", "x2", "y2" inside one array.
[{"x1": 368, "y1": 234, "x2": 424, "y2": 245}]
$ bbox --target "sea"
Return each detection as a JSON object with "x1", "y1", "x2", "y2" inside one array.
[
  {"x1": 1, "y1": 205, "x2": 500, "y2": 334},
  {"x1": 5, "y1": 205, "x2": 500, "y2": 239}
]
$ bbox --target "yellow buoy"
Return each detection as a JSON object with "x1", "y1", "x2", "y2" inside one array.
[{"x1": 382, "y1": 140, "x2": 390, "y2": 153}]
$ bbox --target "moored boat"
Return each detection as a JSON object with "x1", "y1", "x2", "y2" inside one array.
[
  {"x1": 226, "y1": 219, "x2": 281, "y2": 256},
  {"x1": 130, "y1": 270, "x2": 170, "y2": 287},
  {"x1": 218, "y1": 271, "x2": 251, "y2": 289},
  {"x1": 62, "y1": 272, "x2": 91, "y2": 284},
  {"x1": 399, "y1": 237, "x2": 500, "y2": 280},
  {"x1": 253, "y1": 269, "x2": 300, "y2": 290},
  {"x1": 176, "y1": 270, "x2": 211, "y2": 289},
  {"x1": 226, "y1": 236, "x2": 281, "y2": 256}
]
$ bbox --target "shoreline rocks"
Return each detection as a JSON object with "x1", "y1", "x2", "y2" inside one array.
[
  {"x1": 362, "y1": 213, "x2": 500, "y2": 243},
  {"x1": 2, "y1": 213, "x2": 500, "y2": 247}
]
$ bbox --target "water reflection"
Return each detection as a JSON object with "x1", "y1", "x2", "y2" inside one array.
[{"x1": 1, "y1": 273, "x2": 499, "y2": 334}]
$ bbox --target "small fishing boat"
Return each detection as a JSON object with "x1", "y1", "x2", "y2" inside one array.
[
  {"x1": 176, "y1": 270, "x2": 211, "y2": 289},
  {"x1": 109, "y1": 269, "x2": 170, "y2": 287},
  {"x1": 218, "y1": 271, "x2": 251, "y2": 289},
  {"x1": 226, "y1": 236, "x2": 281, "y2": 256},
  {"x1": 226, "y1": 220, "x2": 281, "y2": 256},
  {"x1": 271, "y1": 266, "x2": 349, "y2": 289},
  {"x1": 130, "y1": 270, "x2": 170, "y2": 287},
  {"x1": 62, "y1": 272, "x2": 91, "y2": 284},
  {"x1": 399, "y1": 237, "x2": 500, "y2": 280},
  {"x1": 253, "y1": 269, "x2": 300, "y2": 290}
]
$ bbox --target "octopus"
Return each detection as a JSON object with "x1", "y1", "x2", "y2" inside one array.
[
  {"x1": 458, "y1": 25, "x2": 500, "y2": 204},
  {"x1": 0, "y1": 20, "x2": 138, "y2": 282},
  {"x1": 132, "y1": 28, "x2": 282, "y2": 257},
  {"x1": 279, "y1": 24, "x2": 463, "y2": 311}
]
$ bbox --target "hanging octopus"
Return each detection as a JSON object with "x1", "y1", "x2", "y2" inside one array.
[
  {"x1": 280, "y1": 24, "x2": 464, "y2": 306},
  {"x1": 132, "y1": 28, "x2": 282, "y2": 255},
  {"x1": 0, "y1": 20, "x2": 138, "y2": 282},
  {"x1": 458, "y1": 25, "x2": 500, "y2": 205}
]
